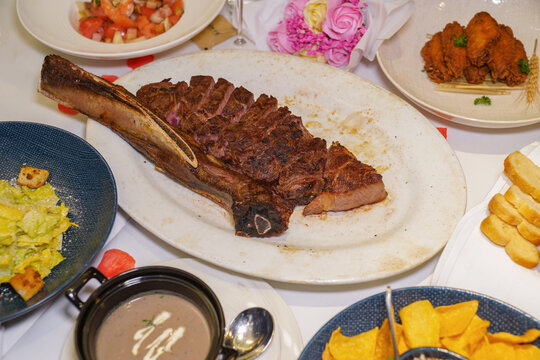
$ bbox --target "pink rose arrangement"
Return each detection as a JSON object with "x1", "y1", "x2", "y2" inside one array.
[{"x1": 267, "y1": 0, "x2": 368, "y2": 67}]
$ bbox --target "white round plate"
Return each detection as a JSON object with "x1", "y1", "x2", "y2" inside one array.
[
  {"x1": 86, "y1": 50, "x2": 467, "y2": 284},
  {"x1": 16, "y1": 0, "x2": 225, "y2": 60},
  {"x1": 60, "y1": 258, "x2": 303, "y2": 360},
  {"x1": 377, "y1": 0, "x2": 540, "y2": 128}
]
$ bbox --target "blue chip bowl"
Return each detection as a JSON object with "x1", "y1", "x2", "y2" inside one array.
[
  {"x1": 299, "y1": 286, "x2": 540, "y2": 359},
  {"x1": 0, "y1": 121, "x2": 117, "y2": 323}
]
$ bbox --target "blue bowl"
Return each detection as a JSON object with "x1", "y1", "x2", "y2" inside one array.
[
  {"x1": 0, "y1": 121, "x2": 117, "y2": 323},
  {"x1": 299, "y1": 286, "x2": 540, "y2": 359}
]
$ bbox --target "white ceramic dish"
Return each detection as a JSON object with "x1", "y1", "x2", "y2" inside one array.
[
  {"x1": 60, "y1": 258, "x2": 303, "y2": 360},
  {"x1": 376, "y1": 0, "x2": 540, "y2": 128},
  {"x1": 432, "y1": 141, "x2": 540, "y2": 319},
  {"x1": 86, "y1": 50, "x2": 467, "y2": 284},
  {"x1": 16, "y1": 0, "x2": 225, "y2": 60}
]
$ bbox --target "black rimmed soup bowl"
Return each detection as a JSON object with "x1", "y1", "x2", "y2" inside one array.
[{"x1": 65, "y1": 266, "x2": 229, "y2": 360}]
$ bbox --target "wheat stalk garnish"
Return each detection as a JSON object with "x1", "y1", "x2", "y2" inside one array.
[{"x1": 524, "y1": 39, "x2": 539, "y2": 108}]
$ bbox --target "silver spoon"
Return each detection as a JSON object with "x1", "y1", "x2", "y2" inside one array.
[
  {"x1": 385, "y1": 286, "x2": 401, "y2": 360},
  {"x1": 220, "y1": 307, "x2": 274, "y2": 360},
  {"x1": 385, "y1": 286, "x2": 468, "y2": 360}
]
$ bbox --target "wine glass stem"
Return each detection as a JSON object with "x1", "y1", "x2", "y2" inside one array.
[{"x1": 234, "y1": 0, "x2": 246, "y2": 45}]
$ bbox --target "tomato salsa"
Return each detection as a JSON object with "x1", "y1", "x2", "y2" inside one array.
[{"x1": 76, "y1": 0, "x2": 184, "y2": 43}]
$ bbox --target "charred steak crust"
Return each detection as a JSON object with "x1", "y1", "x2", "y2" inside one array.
[{"x1": 137, "y1": 76, "x2": 387, "y2": 216}]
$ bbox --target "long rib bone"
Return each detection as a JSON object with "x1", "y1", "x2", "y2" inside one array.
[{"x1": 39, "y1": 55, "x2": 293, "y2": 237}]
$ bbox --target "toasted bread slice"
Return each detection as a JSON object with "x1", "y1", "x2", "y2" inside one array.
[
  {"x1": 9, "y1": 266, "x2": 44, "y2": 301},
  {"x1": 505, "y1": 236, "x2": 540, "y2": 269},
  {"x1": 17, "y1": 166, "x2": 50, "y2": 188},
  {"x1": 517, "y1": 221, "x2": 540, "y2": 246},
  {"x1": 480, "y1": 214, "x2": 521, "y2": 246},
  {"x1": 504, "y1": 185, "x2": 540, "y2": 227},
  {"x1": 488, "y1": 193, "x2": 524, "y2": 226},
  {"x1": 504, "y1": 151, "x2": 540, "y2": 202}
]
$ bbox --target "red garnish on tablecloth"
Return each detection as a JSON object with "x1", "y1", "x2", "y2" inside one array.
[
  {"x1": 127, "y1": 55, "x2": 154, "y2": 69},
  {"x1": 101, "y1": 75, "x2": 119, "y2": 83},
  {"x1": 57, "y1": 103, "x2": 78, "y2": 115},
  {"x1": 437, "y1": 127, "x2": 447, "y2": 139},
  {"x1": 97, "y1": 249, "x2": 136, "y2": 278}
]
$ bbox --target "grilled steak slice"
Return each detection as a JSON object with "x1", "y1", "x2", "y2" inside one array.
[
  {"x1": 137, "y1": 76, "x2": 387, "y2": 211},
  {"x1": 140, "y1": 82, "x2": 329, "y2": 203},
  {"x1": 39, "y1": 55, "x2": 294, "y2": 237},
  {"x1": 303, "y1": 143, "x2": 387, "y2": 215},
  {"x1": 221, "y1": 86, "x2": 254, "y2": 122}
]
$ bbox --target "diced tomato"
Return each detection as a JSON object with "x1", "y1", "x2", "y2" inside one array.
[
  {"x1": 136, "y1": 15, "x2": 150, "y2": 31},
  {"x1": 140, "y1": 6, "x2": 156, "y2": 19},
  {"x1": 168, "y1": 14, "x2": 180, "y2": 26},
  {"x1": 80, "y1": 0, "x2": 178, "y2": 42},
  {"x1": 104, "y1": 23, "x2": 126, "y2": 40},
  {"x1": 141, "y1": 22, "x2": 157, "y2": 38},
  {"x1": 89, "y1": 2, "x2": 107, "y2": 17},
  {"x1": 79, "y1": 17, "x2": 105, "y2": 39},
  {"x1": 96, "y1": 249, "x2": 136, "y2": 278}
]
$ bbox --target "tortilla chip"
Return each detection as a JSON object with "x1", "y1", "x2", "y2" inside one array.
[
  {"x1": 441, "y1": 315, "x2": 490, "y2": 357},
  {"x1": 399, "y1": 299, "x2": 440, "y2": 348},
  {"x1": 397, "y1": 332, "x2": 410, "y2": 354},
  {"x1": 484, "y1": 341, "x2": 517, "y2": 360},
  {"x1": 436, "y1": 300, "x2": 478, "y2": 337},
  {"x1": 486, "y1": 328, "x2": 540, "y2": 344},
  {"x1": 374, "y1": 319, "x2": 399, "y2": 360},
  {"x1": 441, "y1": 334, "x2": 471, "y2": 358},
  {"x1": 470, "y1": 336, "x2": 491, "y2": 360},
  {"x1": 514, "y1": 344, "x2": 540, "y2": 360},
  {"x1": 328, "y1": 326, "x2": 379, "y2": 360},
  {"x1": 322, "y1": 343, "x2": 335, "y2": 360}
]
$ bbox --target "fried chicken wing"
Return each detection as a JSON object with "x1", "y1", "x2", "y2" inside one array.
[
  {"x1": 504, "y1": 36, "x2": 528, "y2": 86},
  {"x1": 441, "y1": 21, "x2": 468, "y2": 78},
  {"x1": 488, "y1": 25, "x2": 517, "y2": 82},
  {"x1": 463, "y1": 65, "x2": 490, "y2": 84},
  {"x1": 466, "y1": 12, "x2": 501, "y2": 67},
  {"x1": 421, "y1": 31, "x2": 454, "y2": 83},
  {"x1": 487, "y1": 24, "x2": 528, "y2": 86}
]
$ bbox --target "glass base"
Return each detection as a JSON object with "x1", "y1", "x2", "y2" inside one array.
[{"x1": 233, "y1": 37, "x2": 247, "y2": 46}]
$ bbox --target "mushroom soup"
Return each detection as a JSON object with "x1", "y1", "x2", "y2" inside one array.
[{"x1": 95, "y1": 292, "x2": 212, "y2": 360}]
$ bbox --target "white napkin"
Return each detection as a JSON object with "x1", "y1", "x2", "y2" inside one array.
[
  {"x1": 431, "y1": 142, "x2": 540, "y2": 320},
  {"x1": 0, "y1": 210, "x2": 128, "y2": 357},
  {"x1": 346, "y1": 0, "x2": 414, "y2": 70},
  {"x1": 248, "y1": 0, "x2": 288, "y2": 50}
]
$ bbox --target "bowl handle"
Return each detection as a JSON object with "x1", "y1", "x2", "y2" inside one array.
[
  {"x1": 215, "y1": 346, "x2": 238, "y2": 360},
  {"x1": 65, "y1": 267, "x2": 108, "y2": 310}
]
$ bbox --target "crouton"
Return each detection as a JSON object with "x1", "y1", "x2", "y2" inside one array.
[
  {"x1": 17, "y1": 166, "x2": 49, "y2": 188},
  {"x1": 9, "y1": 267, "x2": 44, "y2": 301}
]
